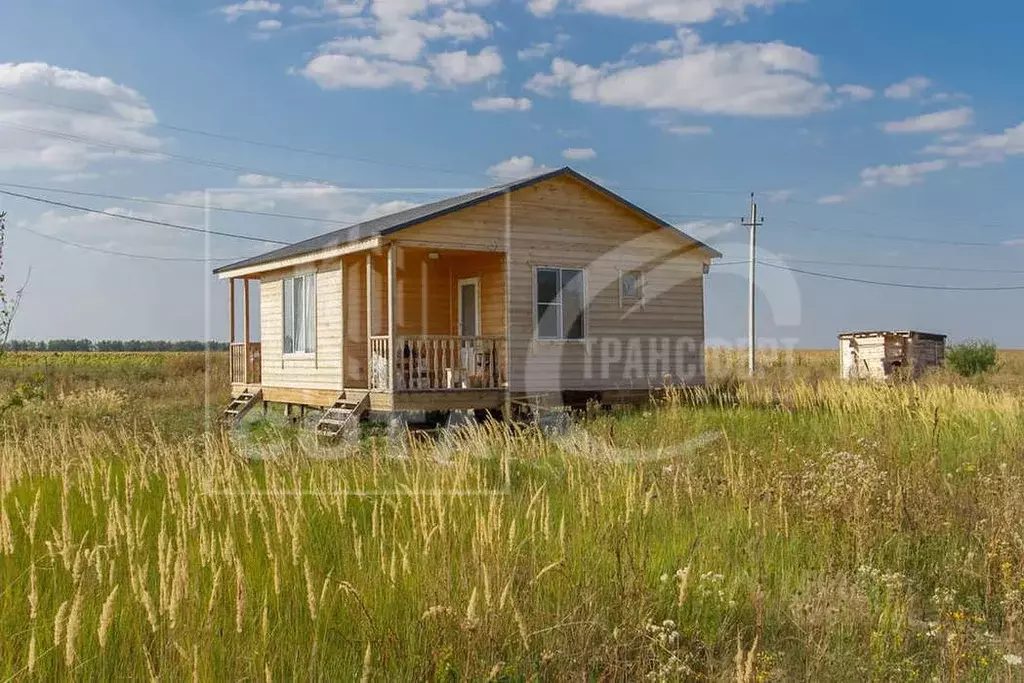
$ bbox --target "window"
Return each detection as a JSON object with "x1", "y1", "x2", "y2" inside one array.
[
  {"x1": 283, "y1": 273, "x2": 316, "y2": 354},
  {"x1": 535, "y1": 267, "x2": 586, "y2": 340},
  {"x1": 620, "y1": 270, "x2": 644, "y2": 304}
]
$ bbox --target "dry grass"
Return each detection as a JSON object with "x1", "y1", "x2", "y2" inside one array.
[{"x1": 1, "y1": 351, "x2": 1024, "y2": 679}]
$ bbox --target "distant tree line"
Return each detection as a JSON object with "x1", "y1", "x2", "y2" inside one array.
[{"x1": 5, "y1": 340, "x2": 230, "y2": 352}]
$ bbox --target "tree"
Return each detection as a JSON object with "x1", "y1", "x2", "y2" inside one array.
[{"x1": 0, "y1": 212, "x2": 28, "y2": 355}]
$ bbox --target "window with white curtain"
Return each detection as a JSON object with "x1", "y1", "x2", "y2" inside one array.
[{"x1": 283, "y1": 273, "x2": 316, "y2": 354}]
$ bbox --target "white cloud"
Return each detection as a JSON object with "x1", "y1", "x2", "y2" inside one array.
[
  {"x1": 923, "y1": 121, "x2": 1024, "y2": 167},
  {"x1": 0, "y1": 62, "x2": 162, "y2": 172},
  {"x1": 257, "y1": 18, "x2": 283, "y2": 30},
  {"x1": 527, "y1": 0, "x2": 560, "y2": 16},
  {"x1": 836, "y1": 84, "x2": 873, "y2": 101},
  {"x1": 472, "y1": 96, "x2": 532, "y2": 112},
  {"x1": 359, "y1": 199, "x2": 420, "y2": 220},
  {"x1": 677, "y1": 219, "x2": 738, "y2": 241},
  {"x1": 299, "y1": 1, "x2": 498, "y2": 90},
  {"x1": 531, "y1": 0, "x2": 791, "y2": 23},
  {"x1": 300, "y1": 54, "x2": 430, "y2": 90},
  {"x1": 665, "y1": 124, "x2": 712, "y2": 135},
  {"x1": 519, "y1": 43, "x2": 554, "y2": 60},
  {"x1": 237, "y1": 173, "x2": 281, "y2": 187},
  {"x1": 221, "y1": 0, "x2": 282, "y2": 21},
  {"x1": 486, "y1": 156, "x2": 550, "y2": 181},
  {"x1": 763, "y1": 189, "x2": 793, "y2": 202},
  {"x1": 430, "y1": 47, "x2": 503, "y2": 85},
  {"x1": 860, "y1": 160, "x2": 948, "y2": 187},
  {"x1": 884, "y1": 76, "x2": 931, "y2": 100},
  {"x1": 526, "y1": 32, "x2": 833, "y2": 117},
  {"x1": 882, "y1": 107, "x2": 973, "y2": 134},
  {"x1": 816, "y1": 193, "x2": 848, "y2": 204},
  {"x1": 562, "y1": 147, "x2": 596, "y2": 160}
]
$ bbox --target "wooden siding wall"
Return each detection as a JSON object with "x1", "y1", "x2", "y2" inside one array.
[
  {"x1": 397, "y1": 175, "x2": 709, "y2": 392},
  {"x1": 342, "y1": 253, "x2": 367, "y2": 387},
  {"x1": 841, "y1": 334, "x2": 945, "y2": 380},
  {"x1": 259, "y1": 262, "x2": 343, "y2": 394}
]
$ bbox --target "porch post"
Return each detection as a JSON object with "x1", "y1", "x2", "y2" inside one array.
[
  {"x1": 387, "y1": 245, "x2": 396, "y2": 392},
  {"x1": 228, "y1": 278, "x2": 236, "y2": 344},
  {"x1": 366, "y1": 253, "x2": 372, "y2": 389},
  {"x1": 242, "y1": 279, "x2": 251, "y2": 383},
  {"x1": 339, "y1": 260, "x2": 345, "y2": 388}
]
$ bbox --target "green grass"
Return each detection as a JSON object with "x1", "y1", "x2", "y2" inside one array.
[{"x1": 1, "y1": 353, "x2": 1024, "y2": 679}]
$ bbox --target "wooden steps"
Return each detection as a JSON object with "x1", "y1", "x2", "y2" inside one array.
[
  {"x1": 315, "y1": 391, "x2": 369, "y2": 439},
  {"x1": 221, "y1": 389, "x2": 262, "y2": 425}
]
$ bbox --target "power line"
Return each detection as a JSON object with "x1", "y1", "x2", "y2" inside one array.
[
  {"x1": 778, "y1": 217, "x2": 1010, "y2": 247},
  {"x1": 716, "y1": 257, "x2": 1024, "y2": 274},
  {"x1": 0, "y1": 189, "x2": 289, "y2": 245},
  {"x1": 756, "y1": 260, "x2": 1024, "y2": 291},
  {"x1": 13, "y1": 223, "x2": 236, "y2": 262},
  {"x1": 0, "y1": 181, "x2": 361, "y2": 227},
  {"x1": 0, "y1": 90, "x2": 752, "y2": 197}
]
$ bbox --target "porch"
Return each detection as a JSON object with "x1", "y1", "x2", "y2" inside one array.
[{"x1": 227, "y1": 244, "x2": 509, "y2": 410}]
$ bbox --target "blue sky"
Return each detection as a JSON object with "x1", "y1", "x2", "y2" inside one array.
[{"x1": 2, "y1": 0, "x2": 1024, "y2": 348}]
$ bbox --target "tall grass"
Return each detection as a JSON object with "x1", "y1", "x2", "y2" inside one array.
[{"x1": 2, "y1": 355, "x2": 1024, "y2": 678}]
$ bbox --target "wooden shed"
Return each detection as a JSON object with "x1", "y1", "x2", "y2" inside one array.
[{"x1": 839, "y1": 330, "x2": 947, "y2": 380}]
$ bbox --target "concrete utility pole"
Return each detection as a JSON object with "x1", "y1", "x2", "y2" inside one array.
[{"x1": 742, "y1": 193, "x2": 763, "y2": 376}]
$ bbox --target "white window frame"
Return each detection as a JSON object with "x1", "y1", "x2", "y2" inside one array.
[
  {"x1": 618, "y1": 268, "x2": 645, "y2": 309},
  {"x1": 282, "y1": 272, "x2": 317, "y2": 356},
  {"x1": 533, "y1": 266, "x2": 587, "y2": 341}
]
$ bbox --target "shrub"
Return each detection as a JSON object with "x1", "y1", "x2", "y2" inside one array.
[{"x1": 946, "y1": 339, "x2": 998, "y2": 377}]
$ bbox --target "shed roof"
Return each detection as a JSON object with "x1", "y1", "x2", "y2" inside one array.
[
  {"x1": 213, "y1": 167, "x2": 722, "y2": 275},
  {"x1": 838, "y1": 330, "x2": 947, "y2": 342}
]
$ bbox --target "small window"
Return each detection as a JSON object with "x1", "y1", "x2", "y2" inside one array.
[
  {"x1": 535, "y1": 267, "x2": 586, "y2": 340},
  {"x1": 283, "y1": 273, "x2": 316, "y2": 354},
  {"x1": 620, "y1": 270, "x2": 644, "y2": 303}
]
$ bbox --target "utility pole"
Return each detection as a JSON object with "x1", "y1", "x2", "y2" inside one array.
[{"x1": 742, "y1": 194, "x2": 763, "y2": 376}]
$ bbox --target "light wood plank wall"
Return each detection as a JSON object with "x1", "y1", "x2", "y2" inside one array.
[
  {"x1": 259, "y1": 262, "x2": 344, "y2": 393},
  {"x1": 396, "y1": 174, "x2": 711, "y2": 392}
]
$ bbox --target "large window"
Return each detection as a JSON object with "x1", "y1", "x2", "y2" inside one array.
[
  {"x1": 283, "y1": 273, "x2": 316, "y2": 354},
  {"x1": 535, "y1": 267, "x2": 586, "y2": 340}
]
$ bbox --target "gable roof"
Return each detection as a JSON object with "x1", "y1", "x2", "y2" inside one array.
[{"x1": 213, "y1": 167, "x2": 722, "y2": 275}]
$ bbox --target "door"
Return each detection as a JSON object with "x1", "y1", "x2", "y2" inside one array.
[
  {"x1": 458, "y1": 278, "x2": 480, "y2": 337},
  {"x1": 458, "y1": 278, "x2": 480, "y2": 382}
]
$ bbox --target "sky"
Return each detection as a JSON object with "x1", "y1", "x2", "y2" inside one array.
[{"x1": 2, "y1": 0, "x2": 1024, "y2": 348}]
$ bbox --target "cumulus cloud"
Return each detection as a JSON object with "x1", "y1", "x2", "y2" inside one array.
[
  {"x1": 860, "y1": 160, "x2": 948, "y2": 187},
  {"x1": 486, "y1": 156, "x2": 550, "y2": 180},
  {"x1": 472, "y1": 96, "x2": 532, "y2": 112},
  {"x1": 882, "y1": 107, "x2": 973, "y2": 134},
  {"x1": 526, "y1": 31, "x2": 833, "y2": 117},
  {"x1": 298, "y1": 0, "x2": 500, "y2": 91},
  {"x1": 836, "y1": 84, "x2": 873, "y2": 101},
  {"x1": 884, "y1": 76, "x2": 931, "y2": 100},
  {"x1": 528, "y1": 0, "x2": 792, "y2": 24},
  {"x1": 0, "y1": 62, "x2": 163, "y2": 172},
  {"x1": 922, "y1": 121, "x2": 1024, "y2": 167},
  {"x1": 257, "y1": 19, "x2": 283, "y2": 30},
  {"x1": 300, "y1": 54, "x2": 430, "y2": 90},
  {"x1": 430, "y1": 47, "x2": 503, "y2": 85},
  {"x1": 220, "y1": 0, "x2": 282, "y2": 21},
  {"x1": 562, "y1": 147, "x2": 596, "y2": 160}
]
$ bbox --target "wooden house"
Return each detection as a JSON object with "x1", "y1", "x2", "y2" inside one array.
[
  {"x1": 839, "y1": 330, "x2": 947, "y2": 380},
  {"x1": 214, "y1": 167, "x2": 721, "y2": 432}
]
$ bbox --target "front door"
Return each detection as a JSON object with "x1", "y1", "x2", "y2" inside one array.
[{"x1": 458, "y1": 278, "x2": 479, "y2": 337}]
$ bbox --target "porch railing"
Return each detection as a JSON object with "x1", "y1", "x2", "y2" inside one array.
[
  {"x1": 369, "y1": 336, "x2": 391, "y2": 391},
  {"x1": 395, "y1": 336, "x2": 506, "y2": 391},
  {"x1": 229, "y1": 342, "x2": 262, "y2": 385}
]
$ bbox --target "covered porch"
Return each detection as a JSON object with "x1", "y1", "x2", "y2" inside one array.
[{"x1": 353, "y1": 244, "x2": 508, "y2": 398}]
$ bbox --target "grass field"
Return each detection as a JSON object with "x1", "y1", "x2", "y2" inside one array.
[{"x1": 2, "y1": 350, "x2": 1024, "y2": 679}]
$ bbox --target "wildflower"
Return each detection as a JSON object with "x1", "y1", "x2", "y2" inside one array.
[{"x1": 1004, "y1": 653, "x2": 1023, "y2": 666}]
